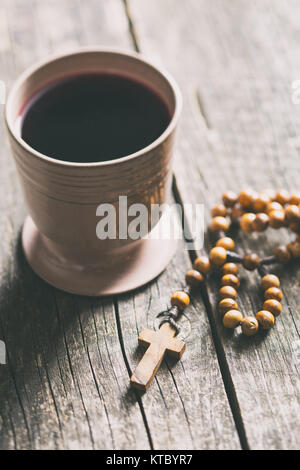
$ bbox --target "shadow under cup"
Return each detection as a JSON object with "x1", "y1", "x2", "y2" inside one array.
[{"x1": 5, "y1": 48, "x2": 182, "y2": 296}]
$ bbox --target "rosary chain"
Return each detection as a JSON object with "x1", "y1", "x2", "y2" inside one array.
[{"x1": 157, "y1": 189, "x2": 300, "y2": 337}]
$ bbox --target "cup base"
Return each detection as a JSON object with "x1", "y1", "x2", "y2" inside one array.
[{"x1": 22, "y1": 216, "x2": 178, "y2": 296}]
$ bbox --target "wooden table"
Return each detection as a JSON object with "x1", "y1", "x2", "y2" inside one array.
[{"x1": 1, "y1": 0, "x2": 300, "y2": 450}]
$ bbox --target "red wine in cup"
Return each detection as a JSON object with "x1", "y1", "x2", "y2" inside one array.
[{"x1": 21, "y1": 73, "x2": 171, "y2": 163}]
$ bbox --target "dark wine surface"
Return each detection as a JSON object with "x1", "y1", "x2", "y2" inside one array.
[{"x1": 21, "y1": 73, "x2": 171, "y2": 163}]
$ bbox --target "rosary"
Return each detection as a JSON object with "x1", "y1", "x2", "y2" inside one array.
[{"x1": 130, "y1": 189, "x2": 300, "y2": 391}]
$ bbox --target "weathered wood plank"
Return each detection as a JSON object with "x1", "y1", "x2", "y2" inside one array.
[
  {"x1": 117, "y1": 240, "x2": 240, "y2": 449},
  {"x1": 128, "y1": 0, "x2": 300, "y2": 449},
  {"x1": 0, "y1": 0, "x2": 148, "y2": 450},
  {"x1": 0, "y1": 0, "x2": 240, "y2": 450}
]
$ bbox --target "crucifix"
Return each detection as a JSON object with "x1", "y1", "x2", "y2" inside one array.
[{"x1": 130, "y1": 322, "x2": 186, "y2": 391}]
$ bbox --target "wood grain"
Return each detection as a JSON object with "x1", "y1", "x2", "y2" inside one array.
[
  {"x1": 0, "y1": 0, "x2": 240, "y2": 450},
  {"x1": 0, "y1": 0, "x2": 146, "y2": 451},
  {"x1": 128, "y1": 0, "x2": 300, "y2": 449},
  {"x1": 117, "y1": 242, "x2": 239, "y2": 449}
]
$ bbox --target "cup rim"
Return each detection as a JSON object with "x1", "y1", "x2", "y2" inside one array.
[{"x1": 5, "y1": 46, "x2": 182, "y2": 168}]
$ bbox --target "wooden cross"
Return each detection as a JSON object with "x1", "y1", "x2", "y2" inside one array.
[{"x1": 130, "y1": 322, "x2": 186, "y2": 391}]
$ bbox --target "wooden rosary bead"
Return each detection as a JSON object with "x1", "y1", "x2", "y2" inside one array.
[
  {"x1": 256, "y1": 310, "x2": 275, "y2": 330},
  {"x1": 285, "y1": 204, "x2": 300, "y2": 223},
  {"x1": 266, "y1": 201, "x2": 283, "y2": 214},
  {"x1": 242, "y1": 253, "x2": 260, "y2": 271},
  {"x1": 219, "y1": 286, "x2": 238, "y2": 300},
  {"x1": 274, "y1": 189, "x2": 289, "y2": 206},
  {"x1": 209, "y1": 247, "x2": 227, "y2": 266},
  {"x1": 252, "y1": 193, "x2": 270, "y2": 212},
  {"x1": 263, "y1": 299, "x2": 282, "y2": 317},
  {"x1": 221, "y1": 274, "x2": 240, "y2": 289},
  {"x1": 289, "y1": 192, "x2": 300, "y2": 205},
  {"x1": 241, "y1": 316, "x2": 259, "y2": 336},
  {"x1": 211, "y1": 204, "x2": 227, "y2": 217},
  {"x1": 222, "y1": 262, "x2": 239, "y2": 275},
  {"x1": 264, "y1": 287, "x2": 283, "y2": 302},
  {"x1": 240, "y1": 212, "x2": 256, "y2": 232},
  {"x1": 209, "y1": 216, "x2": 229, "y2": 233},
  {"x1": 223, "y1": 310, "x2": 243, "y2": 328},
  {"x1": 171, "y1": 291, "x2": 190, "y2": 310},
  {"x1": 269, "y1": 210, "x2": 285, "y2": 229},
  {"x1": 261, "y1": 274, "x2": 280, "y2": 290},
  {"x1": 193, "y1": 255, "x2": 211, "y2": 274},
  {"x1": 222, "y1": 191, "x2": 238, "y2": 208},
  {"x1": 185, "y1": 269, "x2": 204, "y2": 287},
  {"x1": 238, "y1": 189, "x2": 255, "y2": 208},
  {"x1": 216, "y1": 237, "x2": 235, "y2": 250},
  {"x1": 230, "y1": 205, "x2": 245, "y2": 222},
  {"x1": 218, "y1": 298, "x2": 238, "y2": 315},
  {"x1": 287, "y1": 241, "x2": 300, "y2": 258},
  {"x1": 273, "y1": 245, "x2": 291, "y2": 264},
  {"x1": 252, "y1": 213, "x2": 269, "y2": 232}
]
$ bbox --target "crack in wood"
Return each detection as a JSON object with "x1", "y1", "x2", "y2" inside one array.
[{"x1": 113, "y1": 298, "x2": 154, "y2": 449}]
